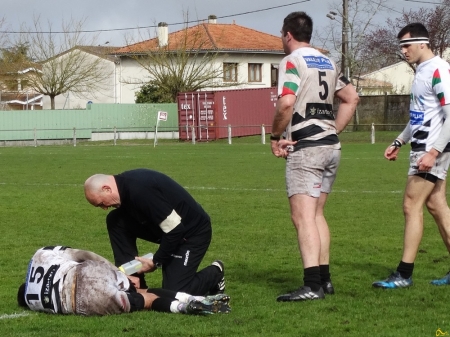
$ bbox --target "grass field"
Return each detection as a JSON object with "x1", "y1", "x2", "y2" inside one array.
[{"x1": 1, "y1": 133, "x2": 450, "y2": 337}]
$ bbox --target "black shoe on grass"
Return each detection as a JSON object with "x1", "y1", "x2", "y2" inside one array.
[
  {"x1": 186, "y1": 295, "x2": 231, "y2": 315},
  {"x1": 277, "y1": 286, "x2": 325, "y2": 302},
  {"x1": 322, "y1": 281, "x2": 335, "y2": 295}
]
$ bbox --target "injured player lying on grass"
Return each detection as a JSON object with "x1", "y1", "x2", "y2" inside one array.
[{"x1": 17, "y1": 245, "x2": 231, "y2": 316}]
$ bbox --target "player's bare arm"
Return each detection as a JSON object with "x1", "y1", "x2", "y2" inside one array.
[
  {"x1": 334, "y1": 83, "x2": 359, "y2": 134},
  {"x1": 271, "y1": 94, "x2": 296, "y2": 158}
]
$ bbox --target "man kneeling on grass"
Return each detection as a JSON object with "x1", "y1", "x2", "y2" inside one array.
[{"x1": 17, "y1": 246, "x2": 231, "y2": 316}]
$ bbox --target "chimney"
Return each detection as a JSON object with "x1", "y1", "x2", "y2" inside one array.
[
  {"x1": 158, "y1": 22, "x2": 168, "y2": 47},
  {"x1": 208, "y1": 15, "x2": 217, "y2": 24}
]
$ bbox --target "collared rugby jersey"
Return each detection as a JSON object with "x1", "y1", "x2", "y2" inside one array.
[
  {"x1": 24, "y1": 246, "x2": 77, "y2": 314},
  {"x1": 23, "y1": 246, "x2": 131, "y2": 315},
  {"x1": 409, "y1": 56, "x2": 450, "y2": 152},
  {"x1": 277, "y1": 47, "x2": 348, "y2": 151}
]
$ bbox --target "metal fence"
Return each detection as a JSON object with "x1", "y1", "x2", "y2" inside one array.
[{"x1": 0, "y1": 123, "x2": 408, "y2": 147}]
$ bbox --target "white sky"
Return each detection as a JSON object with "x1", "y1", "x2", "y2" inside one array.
[{"x1": 1, "y1": 0, "x2": 440, "y2": 47}]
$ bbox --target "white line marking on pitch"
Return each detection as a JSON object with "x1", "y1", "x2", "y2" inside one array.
[
  {"x1": 184, "y1": 186, "x2": 404, "y2": 194},
  {"x1": 0, "y1": 182, "x2": 405, "y2": 194},
  {"x1": 0, "y1": 312, "x2": 31, "y2": 320}
]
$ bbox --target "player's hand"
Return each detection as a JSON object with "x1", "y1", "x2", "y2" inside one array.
[
  {"x1": 384, "y1": 145, "x2": 400, "y2": 161},
  {"x1": 417, "y1": 152, "x2": 437, "y2": 172},
  {"x1": 271, "y1": 139, "x2": 297, "y2": 158},
  {"x1": 127, "y1": 275, "x2": 141, "y2": 288},
  {"x1": 135, "y1": 256, "x2": 157, "y2": 273}
]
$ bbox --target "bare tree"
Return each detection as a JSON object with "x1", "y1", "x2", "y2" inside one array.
[
  {"x1": 0, "y1": 42, "x2": 34, "y2": 98},
  {"x1": 16, "y1": 17, "x2": 113, "y2": 109},
  {"x1": 313, "y1": 0, "x2": 391, "y2": 130},
  {"x1": 363, "y1": 0, "x2": 450, "y2": 72},
  {"x1": 119, "y1": 17, "x2": 244, "y2": 102},
  {"x1": 0, "y1": 17, "x2": 18, "y2": 88},
  {"x1": 313, "y1": 0, "x2": 390, "y2": 84}
]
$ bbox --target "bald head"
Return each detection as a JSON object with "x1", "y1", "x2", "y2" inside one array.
[
  {"x1": 84, "y1": 174, "x2": 120, "y2": 209},
  {"x1": 84, "y1": 174, "x2": 111, "y2": 192}
]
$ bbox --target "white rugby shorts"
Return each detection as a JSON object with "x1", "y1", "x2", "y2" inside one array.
[{"x1": 286, "y1": 147, "x2": 341, "y2": 198}]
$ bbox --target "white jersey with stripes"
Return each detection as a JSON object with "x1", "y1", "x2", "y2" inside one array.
[
  {"x1": 277, "y1": 46, "x2": 348, "y2": 151},
  {"x1": 409, "y1": 56, "x2": 450, "y2": 152},
  {"x1": 24, "y1": 246, "x2": 77, "y2": 314}
]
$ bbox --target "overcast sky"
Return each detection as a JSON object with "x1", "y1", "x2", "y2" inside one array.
[{"x1": 1, "y1": 0, "x2": 440, "y2": 47}]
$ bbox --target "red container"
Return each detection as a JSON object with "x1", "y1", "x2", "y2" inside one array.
[{"x1": 177, "y1": 88, "x2": 278, "y2": 140}]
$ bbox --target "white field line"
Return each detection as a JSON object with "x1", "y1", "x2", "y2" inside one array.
[
  {"x1": 0, "y1": 182, "x2": 404, "y2": 194},
  {"x1": 185, "y1": 186, "x2": 405, "y2": 194},
  {"x1": 0, "y1": 182, "x2": 80, "y2": 186},
  {"x1": 0, "y1": 312, "x2": 31, "y2": 320}
]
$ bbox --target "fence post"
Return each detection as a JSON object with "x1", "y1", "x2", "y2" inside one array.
[
  {"x1": 73, "y1": 127, "x2": 77, "y2": 147},
  {"x1": 261, "y1": 124, "x2": 266, "y2": 144},
  {"x1": 228, "y1": 125, "x2": 232, "y2": 145},
  {"x1": 191, "y1": 125, "x2": 196, "y2": 145},
  {"x1": 153, "y1": 124, "x2": 158, "y2": 148},
  {"x1": 371, "y1": 123, "x2": 375, "y2": 144},
  {"x1": 34, "y1": 128, "x2": 37, "y2": 147},
  {"x1": 114, "y1": 126, "x2": 117, "y2": 146}
]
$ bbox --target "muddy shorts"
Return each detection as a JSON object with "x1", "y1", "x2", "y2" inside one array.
[
  {"x1": 408, "y1": 151, "x2": 450, "y2": 181},
  {"x1": 286, "y1": 147, "x2": 341, "y2": 198}
]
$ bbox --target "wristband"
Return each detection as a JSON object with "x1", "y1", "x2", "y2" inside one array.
[
  {"x1": 270, "y1": 134, "x2": 281, "y2": 141},
  {"x1": 391, "y1": 139, "x2": 402, "y2": 148}
]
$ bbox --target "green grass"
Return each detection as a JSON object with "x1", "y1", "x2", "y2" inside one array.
[{"x1": 1, "y1": 133, "x2": 449, "y2": 337}]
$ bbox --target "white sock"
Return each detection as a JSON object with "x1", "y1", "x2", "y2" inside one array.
[
  {"x1": 170, "y1": 300, "x2": 183, "y2": 313},
  {"x1": 188, "y1": 295, "x2": 205, "y2": 303},
  {"x1": 175, "y1": 292, "x2": 191, "y2": 303}
]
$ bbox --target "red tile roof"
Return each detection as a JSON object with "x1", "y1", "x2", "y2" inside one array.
[{"x1": 114, "y1": 22, "x2": 285, "y2": 54}]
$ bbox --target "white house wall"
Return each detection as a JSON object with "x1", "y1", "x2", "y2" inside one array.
[
  {"x1": 116, "y1": 57, "x2": 152, "y2": 104},
  {"x1": 361, "y1": 62, "x2": 414, "y2": 94},
  {"x1": 116, "y1": 53, "x2": 284, "y2": 103},
  {"x1": 202, "y1": 53, "x2": 283, "y2": 91},
  {"x1": 42, "y1": 51, "x2": 283, "y2": 108},
  {"x1": 43, "y1": 51, "x2": 117, "y2": 109}
]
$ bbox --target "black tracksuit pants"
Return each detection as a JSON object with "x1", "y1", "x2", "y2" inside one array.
[{"x1": 106, "y1": 208, "x2": 223, "y2": 296}]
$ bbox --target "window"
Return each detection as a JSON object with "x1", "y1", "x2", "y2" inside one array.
[
  {"x1": 271, "y1": 64, "x2": 279, "y2": 87},
  {"x1": 223, "y1": 63, "x2": 238, "y2": 82},
  {"x1": 248, "y1": 63, "x2": 262, "y2": 82}
]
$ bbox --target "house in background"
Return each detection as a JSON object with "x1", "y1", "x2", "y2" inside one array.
[
  {"x1": 353, "y1": 77, "x2": 394, "y2": 96},
  {"x1": 112, "y1": 15, "x2": 287, "y2": 104},
  {"x1": 14, "y1": 16, "x2": 330, "y2": 110},
  {"x1": 41, "y1": 46, "x2": 118, "y2": 110},
  {"x1": 357, "y1": 61, "x2": 414, "y2": 95},
  {"x1": 0, "y1": 67, "x2": 44, "y2": 110}
]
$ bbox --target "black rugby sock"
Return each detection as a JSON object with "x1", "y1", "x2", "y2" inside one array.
[
  {"x1": 397, "y1": 261, "x2": 414, "y2": 279},
  {"x1": 303, "y1": 266, "x2": 321, "y2": 291},
  {"x1": 320, "y1": 264, "x2": 331, "y2": 283}
]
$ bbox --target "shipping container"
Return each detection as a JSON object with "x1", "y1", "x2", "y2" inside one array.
[{"x1": 177, "y1": 88, "x2": 278, "y2": 141}]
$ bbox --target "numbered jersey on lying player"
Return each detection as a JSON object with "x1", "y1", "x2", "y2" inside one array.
[
  {"x1": 24, "y1": 246, "x2": 78, "y2": 314},
  {"x1": 278, "y1": 47, "x2": 348, "y2": 149}
]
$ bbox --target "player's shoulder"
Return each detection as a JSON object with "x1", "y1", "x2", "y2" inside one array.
[
  {"x1": 425, "y1": 56, "x2": 450, "y2": 71},
  {"x1": 34, "y1": 246, "x2": 69, "y2": 258}
]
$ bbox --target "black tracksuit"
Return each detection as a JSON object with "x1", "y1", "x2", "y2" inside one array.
[{"x1": 106, "y1": 169, "x2": 222, "y2": 295}]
